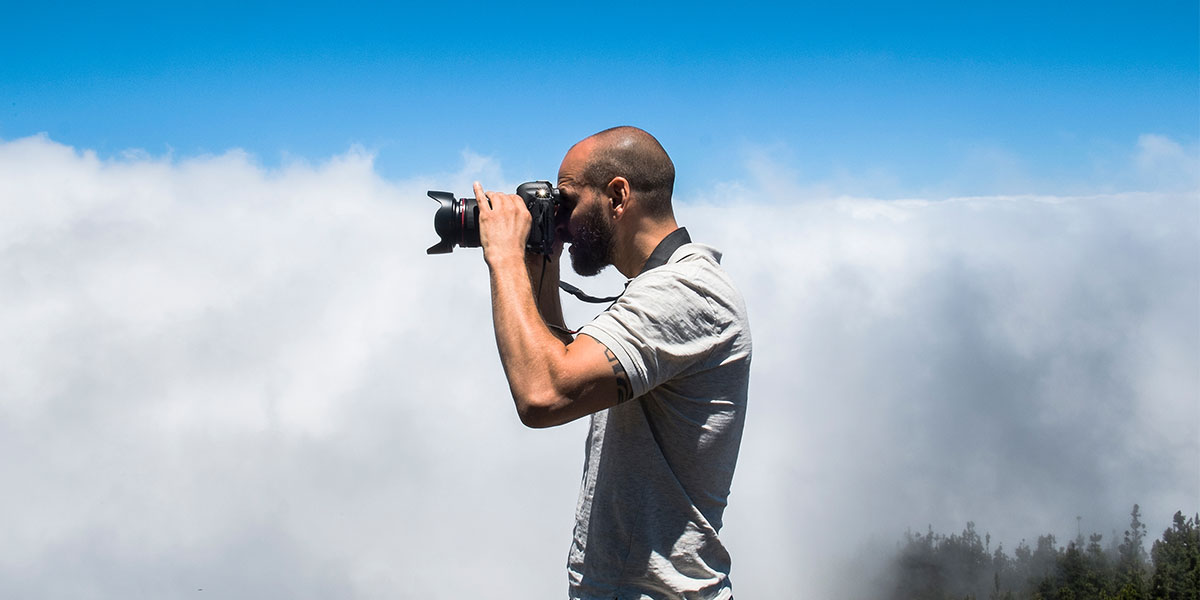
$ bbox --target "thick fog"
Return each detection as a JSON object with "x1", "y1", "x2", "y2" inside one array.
[{"x1": 1, "y1": 134, "x2": 1195, "y2": 598}]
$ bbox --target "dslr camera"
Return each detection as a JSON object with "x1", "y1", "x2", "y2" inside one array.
[{"x1": 426, "y1": 181, "x2": 562, "y2": 256}]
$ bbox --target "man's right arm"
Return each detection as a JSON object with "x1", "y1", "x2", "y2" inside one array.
[{"x1": 477, "y1": 183, "x2": 631, "y2": 429}]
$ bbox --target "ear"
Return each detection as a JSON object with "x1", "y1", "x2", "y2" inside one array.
[{"x1": 606, "y1": 177, "x2": 631, "y2": 219}]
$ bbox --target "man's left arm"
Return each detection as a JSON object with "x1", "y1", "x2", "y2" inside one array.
[{"x1": 474, "y1": 183, "x2": 632, "y2": 428}]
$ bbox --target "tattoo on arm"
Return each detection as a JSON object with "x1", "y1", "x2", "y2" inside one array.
[{"x1": 604, "y1": 347, "x2": 634, "y2": 404}]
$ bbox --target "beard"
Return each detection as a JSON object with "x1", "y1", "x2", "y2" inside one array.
[{"x1": 568, "y1": 200, "x2": 615, "y2": 277}]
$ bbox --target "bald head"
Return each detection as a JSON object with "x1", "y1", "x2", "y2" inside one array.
[{"x1": 577, "y1": 126, "x2": 676, "y2": 219}]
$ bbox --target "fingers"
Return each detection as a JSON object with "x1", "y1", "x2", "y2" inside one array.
[
  {"x1": 474, "y1": 181, "x2": 527, "y2": 214},
  {"x1": 473, "y1": 182, "x2": 535, "y2": 265},
  {"x1": 473, "y1": 181, "x2": 490, "y2": 211},
  {"x1": 473, "y1": 181, "x2": 510, "y2": 211}
]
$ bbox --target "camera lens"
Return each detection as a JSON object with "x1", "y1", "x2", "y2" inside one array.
[
  {"x1": 426, "y1": 191, "x2": 480, "y2": 254},
  {"x1": 426, "y1": 182, "x2": 562, "y2": 255}
]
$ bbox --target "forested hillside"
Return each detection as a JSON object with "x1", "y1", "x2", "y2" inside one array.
[{"x1": 883, "y1": 506, "x2": 1198, "y2": 599}]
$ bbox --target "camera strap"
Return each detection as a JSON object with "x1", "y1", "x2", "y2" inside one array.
[{"x1": 557, "y1": 280, "x2": 622, "y2": 304}]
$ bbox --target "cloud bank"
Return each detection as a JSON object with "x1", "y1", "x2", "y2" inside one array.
[{"x1": 0, "y1": 134, "x2": 1196, "y2": 598}]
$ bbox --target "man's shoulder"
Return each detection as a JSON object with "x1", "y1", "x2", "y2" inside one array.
[
  {"x1": 668, "y1": 242, "x2": 722, "y2": 266},
  {"x1": 637, "y1": 243, "x2": 745, "y2": 307},
  {"x1": 635, "y1": 242, "x2": 724, "y2": 283}
]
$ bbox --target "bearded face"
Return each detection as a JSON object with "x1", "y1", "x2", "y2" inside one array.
[{"x1": 568, "y1": 193, "x2": 615, "y2": 277}]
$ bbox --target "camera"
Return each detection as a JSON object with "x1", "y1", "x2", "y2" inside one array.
[{"x1": 426, "y1": 181, "x2": 561, "y2": 256}]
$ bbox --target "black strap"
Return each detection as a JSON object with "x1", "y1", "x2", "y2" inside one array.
[
  {"x1": 637, "y1": 227, "x2": 691, "y2": 275},
  {"x1": 558, "y1": 280, "x2": 623, "y2": 304}
]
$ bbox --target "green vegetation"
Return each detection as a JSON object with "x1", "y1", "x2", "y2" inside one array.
[{"x1": 886, "y1": 506, "x2": 1199, "y2": 599}]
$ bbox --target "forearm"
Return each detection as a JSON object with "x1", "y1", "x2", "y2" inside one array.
[
  {"x1": 489, "y1": 256, "x2": 571, "y2": 422},
  {"x1": 525, "y1": 254, "x2": 572, "y2": 344}
]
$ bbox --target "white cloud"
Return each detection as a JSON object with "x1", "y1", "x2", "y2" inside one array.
[
  {"x1": 0, "y1": 134, "x2": 1196, "y2": 598},
  {"x1": 1135, "y1": 133, "x2": 1200, "y2": 191}
]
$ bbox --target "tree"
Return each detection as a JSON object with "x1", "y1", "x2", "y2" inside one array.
[
  {"x1": 1117, "y1": 504, "x2": 1150, "y2": 597},
  {"x1": 1149, "y1": 512, "x2": 1199, "y2": 600},
  {"x1": 1059, "y1": 541, "x2": 1093, "y2": 599},
  {"x1": 890, "y1": 527, "x2": 946, "y2": 600},
  {"x1": 1122, "y1": 505, "x2": 1149, "y2": 566},
  {"x1": 1086, "y1": 532, "x2": 1115, "y2": 595},
  {"x1": 878, "y1": 508, "x2": 1196, "y2": 600}
]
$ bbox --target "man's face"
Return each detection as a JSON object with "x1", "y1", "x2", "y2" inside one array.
[
  {"x1": 565, "y1": 188, "x2": 615, "y2": 276},
  {"x1": 557, "y1": 140, "x2": 615, "y2": 277}
]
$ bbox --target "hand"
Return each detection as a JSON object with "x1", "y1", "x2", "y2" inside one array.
[{"x1": 474, "y1": 182, "x2": 531, "y2": 268}]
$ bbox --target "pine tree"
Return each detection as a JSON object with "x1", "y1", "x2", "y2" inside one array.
[
  {"x1": 1087, "y1": 532, "x2": 1115, "y2": 596},
  {"x1": 1149, "y1": 512, "x2": 1200, "y2": 600},
  {"x1": 1117, "y1": 504, "x2": 1150, "y2": 598},
  {"x1": 878, "y1": 507, "x2": 1197, "y2": 600}
]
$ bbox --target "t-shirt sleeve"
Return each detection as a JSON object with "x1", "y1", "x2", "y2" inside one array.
[{"x1": 578, "y1": 265, "x2": 737, "y2": 399}]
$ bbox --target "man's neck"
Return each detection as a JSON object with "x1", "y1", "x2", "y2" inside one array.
[{"x1": 614, "y1": 218, "x2": 680, "y2": 278}]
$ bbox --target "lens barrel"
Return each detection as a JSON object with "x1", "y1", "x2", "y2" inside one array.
[{"x1": 426, "y1": 191, "x2": 480, "y2": 254}]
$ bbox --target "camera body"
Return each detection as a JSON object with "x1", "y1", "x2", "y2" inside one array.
[
  {"x1": 517, "y1": 181, "x2": 559, "y2": 257},
  {"x1": 426, "y1": 181, "x2": 562, "y2": 256}
]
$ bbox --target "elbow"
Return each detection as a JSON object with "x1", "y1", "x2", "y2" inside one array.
[
  {"x1": 514, "y1": 390, "x2": 565, "y2": 429},
  {"x1": 518, "y1": 408, "x2": 556, "y2": 429}
]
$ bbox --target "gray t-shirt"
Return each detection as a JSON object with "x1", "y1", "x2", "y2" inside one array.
[{"x1": 569, "y1": 241, "x2": 752, "y2": 600}]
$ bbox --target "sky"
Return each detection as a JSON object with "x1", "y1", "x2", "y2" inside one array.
[{"x1": 1, "y1": 1, "x2": 1198, "y2": 598}]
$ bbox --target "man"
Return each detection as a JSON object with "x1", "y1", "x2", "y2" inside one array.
[{"x1": 473, "y1": 126, "x2": 751, "y2": 599}]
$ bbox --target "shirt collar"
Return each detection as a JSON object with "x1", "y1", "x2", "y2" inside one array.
[{"x1": 637, "y1": 227, "x2": 691, "y2": 276}]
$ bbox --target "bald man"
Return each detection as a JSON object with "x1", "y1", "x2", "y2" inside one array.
[{"x1": 474, "y1": 126, "x2": 751, "y2": 599}]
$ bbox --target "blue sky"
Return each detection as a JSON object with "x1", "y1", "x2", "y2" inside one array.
[{"x1": 3, "y1": 1, "x2": 1197, "y2": 196}]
